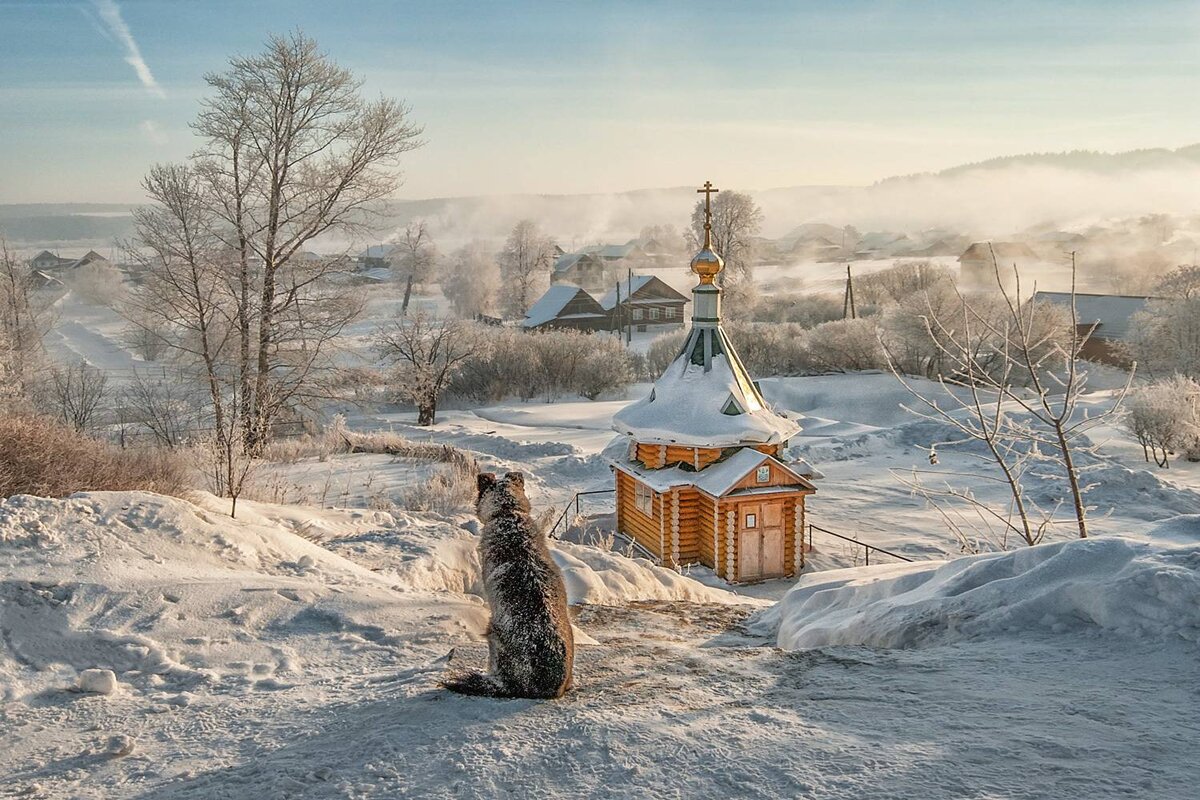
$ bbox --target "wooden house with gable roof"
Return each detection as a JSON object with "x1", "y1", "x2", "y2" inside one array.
[{"x1": 606, "y1": 182, "x2": 816, "y2": 583}]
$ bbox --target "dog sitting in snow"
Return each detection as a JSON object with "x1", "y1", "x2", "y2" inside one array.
[{"x1": 443, "y1": 471, "x2": 574, "y2": 699}]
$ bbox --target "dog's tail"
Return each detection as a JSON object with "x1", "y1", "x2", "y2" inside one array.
[{"x1": 441, "y1": 671, "x2": 510, "y2": 698}]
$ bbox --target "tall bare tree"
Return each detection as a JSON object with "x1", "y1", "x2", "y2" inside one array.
[
  {"x1": 688, "y1": 190, "x2": 763, "y2": 286},
  {"x1": 498, "y1": 220, "x2": 555, "y2": 317},
  {"x1": 190, "y1": 31, "x2": 423, "y2": 452},
  {"x1": 390, "y1": 220, "x2": 439, "y2": 285}
]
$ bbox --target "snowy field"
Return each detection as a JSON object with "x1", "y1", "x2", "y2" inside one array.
[{"x1": 4, "y1": 288, "x2": 1200, "y2": 798}]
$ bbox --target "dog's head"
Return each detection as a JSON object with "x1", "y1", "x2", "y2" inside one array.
[{"x1": 476, "y1": 471, "x2": 530, "y2": 522}]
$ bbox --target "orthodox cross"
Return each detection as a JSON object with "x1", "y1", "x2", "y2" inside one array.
[{"x1": 697, "y1": 180, "x2": 719, "y2": 248}]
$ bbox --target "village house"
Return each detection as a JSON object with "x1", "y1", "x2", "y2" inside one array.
[
  {"x1": 599, "y1": 275, "x2": 688, "y2": 333},
  {"x1": 28, "y1": 249, "x2": 107, "y2": 272},
  {"x1": 1034, "y1": 291, "x2": 1154, "y2": 366},
  {"x1": 522, "y1": 285, "x2": 609, "y2": 332},
  {"x1": 550, "y1": 252, "x2": 611, "y2": 291},
  {"x1": 606, "y1": 183, "x2": 816, "y2": 583}
]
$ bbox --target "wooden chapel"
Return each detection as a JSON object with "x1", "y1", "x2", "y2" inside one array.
[{"x1": 608, "y1": 182, "x2": 816, "y2": 583}]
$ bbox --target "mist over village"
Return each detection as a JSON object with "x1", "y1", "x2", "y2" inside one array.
[{"x1": 2, "y1": 2, "x2": 1200, "y2": 798}]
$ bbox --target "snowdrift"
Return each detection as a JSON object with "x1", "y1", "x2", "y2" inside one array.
[
  {"x1": 761, "y1": 517, "x2": 1200, "y2": 650},
  {"x1": 0, "y1": 491, "x2": 744, "y2": 701}
]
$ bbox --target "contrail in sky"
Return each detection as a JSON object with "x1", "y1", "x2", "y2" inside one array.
[{"x1": 91, "y1": 0, "x2": 165, "y2": 97}]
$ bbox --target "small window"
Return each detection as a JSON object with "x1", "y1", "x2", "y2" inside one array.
[
  {"x1": 649, "y1": 307, "x2": 660, "y2": 320},
  {"x1": 634, "y1": 483, "x2": 654, "y2": 516},
  {"x1": 632, "y1": 308, "x2": 644, "y2": 320},
  {"x1": 756, "y1": 465, "x2": 771, "y2": 483},
  {"x1": 721, "y1": 395, "x2": 744, "y2": 416},
  {"x1": 745, "y1": 513, "x2": 757, "y2": 529},
  {"x1": 665, "y1": 307, "x2": 676, "y2": 319}
]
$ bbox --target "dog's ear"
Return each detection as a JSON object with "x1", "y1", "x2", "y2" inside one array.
[
  {"x1": 504, "y1": 471, "x2": 525, "y2": 491},
  {"x1": 477, "y1": 472, "x2": 498, "y2": 497}
]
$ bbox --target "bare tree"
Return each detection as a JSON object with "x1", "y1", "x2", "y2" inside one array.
[
  {"x1": 42, "y1": 362, "x2": 109, "y2": 432},
  {"x1": 442, "y1": 241, "x2": 500, "y2": 318},
  {"x1": 884, "y1": 295, "x2": 1049, "y2": 549},
  {"x1": 890, "y1": 252, "x2": 1132, "y2": 543},
  {"x1": 376, "y1": 312, "x2": 479, "y2": 425},
  {"x1": 390, "y1": 220, "x2": 439, "y2": 285},
  {"x1": 688, "y1": 190, "x2": 763, "y2": 286},
  {"x1": 0, "y1": 236, "x2": 52, "y2": 398},
  {"x1": 498, "y1": 220, "x2": 555, "y2": 317},
  {"x1": 191, "y1": 31, "x2": 423, "y2": 452},
  {"x1": 119, "y1": 369, "x2": 199, "y2": 449}
]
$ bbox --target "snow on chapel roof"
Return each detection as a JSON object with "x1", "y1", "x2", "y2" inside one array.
[{"x1": 612, "y1": 181, "x2": 800, "y2": 448}]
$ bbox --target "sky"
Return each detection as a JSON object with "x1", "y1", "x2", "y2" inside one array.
[{"x1": 2, "y1": 0, "x2": 1199, "y2": 204}]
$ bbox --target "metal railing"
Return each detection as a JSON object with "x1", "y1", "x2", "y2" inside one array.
[
  {"x1": 548, "y1": 488, "x2": 616, "y2": 540},
  {"x1": 806, "y1": 523, "x2": 914, "y2": 566}
]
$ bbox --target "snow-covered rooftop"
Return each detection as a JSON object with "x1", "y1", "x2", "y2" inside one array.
[
  {"x1": 1034, "y1": 291, "x2": 1154, "y2": 341},
  {"x1": 523, "y1": 285, "x2": 597, "y2": 328},
  {"x1": 613, "y1": 327, "x2": 801, "y2": 447},
  {"x1": 598, "y1": 275, "x2": 656, "y2": 310},
  {"x1": 606, "y1": 437, "x2": 815, "y2": 496}
]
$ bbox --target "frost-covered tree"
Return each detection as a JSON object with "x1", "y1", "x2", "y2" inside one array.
[
  {"x1": 190, "y1": 31, "x2": 422, "y2": 451},
  {"x1": 1152, "y1": 264, "x2": 1200, "y2": 300},
  {"x1": 890, "y1": 252, "x2": 1130, "y2": 543},
  {"x1": 376, "y1": 312, "x2": 479, "y2": 425},
  {"x1": 498, "y1": 220, "x2": 556, "y2": 317},
  {"x1": 1124, "y1": 375, "x2": 1200, "y2": 468},
  {"x1": 1126, "y1": 296, "x2": 1200, "y2": 379},
  {"x1": 442, "y1": 242, "x2": 500, "y2": 318},
  {"x1": 688, "y1": 190, "x2": 763, "y2": 287},
  {"x1": 390, "y1": 220, "x2": 439, "y2": 285}
]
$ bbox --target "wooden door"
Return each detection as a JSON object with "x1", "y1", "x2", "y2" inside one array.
[
  {"x1": 761, "y1": 502, "x2": 785, "y2": 577},
  {"x1": 738, "y1": 500, "x2": 785, "y2": 581}
]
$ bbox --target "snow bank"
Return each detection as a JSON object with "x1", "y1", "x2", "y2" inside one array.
[
  {"x1": 551, "y1": 542, "x2": 752, "y2": 606},
  {"x1": 761, "y1": 517, "x2": 1200, "y2": 650},
  {"x1": 0, "y1": 491, "x2": 486, "y2": 700}
]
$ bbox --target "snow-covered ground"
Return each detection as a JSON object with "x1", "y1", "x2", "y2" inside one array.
[{"x1": 6, "y1": 286, "x2": 1200, "y2": 798}]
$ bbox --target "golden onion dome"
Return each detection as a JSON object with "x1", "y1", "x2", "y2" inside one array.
[{"x1": 690, "y1": 247, "x2": 724, "y2": 284}]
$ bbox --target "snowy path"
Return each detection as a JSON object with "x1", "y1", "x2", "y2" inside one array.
[{"x1": 8, "y1": 603, "x2": 1194, "y2": 799}]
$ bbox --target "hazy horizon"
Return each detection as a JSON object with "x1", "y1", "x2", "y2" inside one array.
[{"x1": 3, "y1": 0, "x2": 1200, "y2": 205}]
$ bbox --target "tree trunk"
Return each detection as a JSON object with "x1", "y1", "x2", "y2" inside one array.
[
  {"x1": 417, "y1": 397, "x2": 436, "y2": 426},
  {"x1": 1055, "y1": 423, "x2": 1088, "y2": 538}
]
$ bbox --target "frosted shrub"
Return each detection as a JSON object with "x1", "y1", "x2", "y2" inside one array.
[
  {"x1": 645, "y1": 329, "x2": 688, "y2": 377},
  {"x1": 1124, "y1": 376, "x2": 1200, "y2": 468},
  {"x1": 805, "y1": 318, "x2": 885, "y2": 372},
  {"x1": 450, "y1": 327, "x2": 637, "y2": 402},
  {"x1": 401, "y1": 460, "x2": 477, "y2": 515},
  {"x1": 0, "y1": 413, "x2": 190, "y2": 498}
]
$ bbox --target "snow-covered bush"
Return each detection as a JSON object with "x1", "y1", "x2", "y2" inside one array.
[
  {"x1": 450, "y1": 327, "x2": 637, "y2": 403},
  {"x1": 644, "y1": 328, "x2": 688, "y2": 377},
  {"x1": 1126, "y1": 297, "x2": 1200, "y2": 380},
  {"x1": 854, "y1": 260, "x2": 955, "y2": 306},
  {"x1": 750, "y1": 293, "x2": 842, "y2": 326},
  {"x1": 0, "y1": 412, "x2": 190, "y2": 498},
  {"x1": 1124, "y1": 376, "x2": 1200, "y2": 467},
  {"x1": 804, "y1": 318, "x2": 885, "y2": 372}
]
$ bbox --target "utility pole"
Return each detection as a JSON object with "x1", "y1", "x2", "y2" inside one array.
[
  {"x1": 843, "y1": 264, "x2": 857, "y2": 320},
  {"x1": 626, "y1": 267, "x2": 633, "y2": 345},
  {"x1": 613, "y1": 279, "x2": 621, "y2": 336}
]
